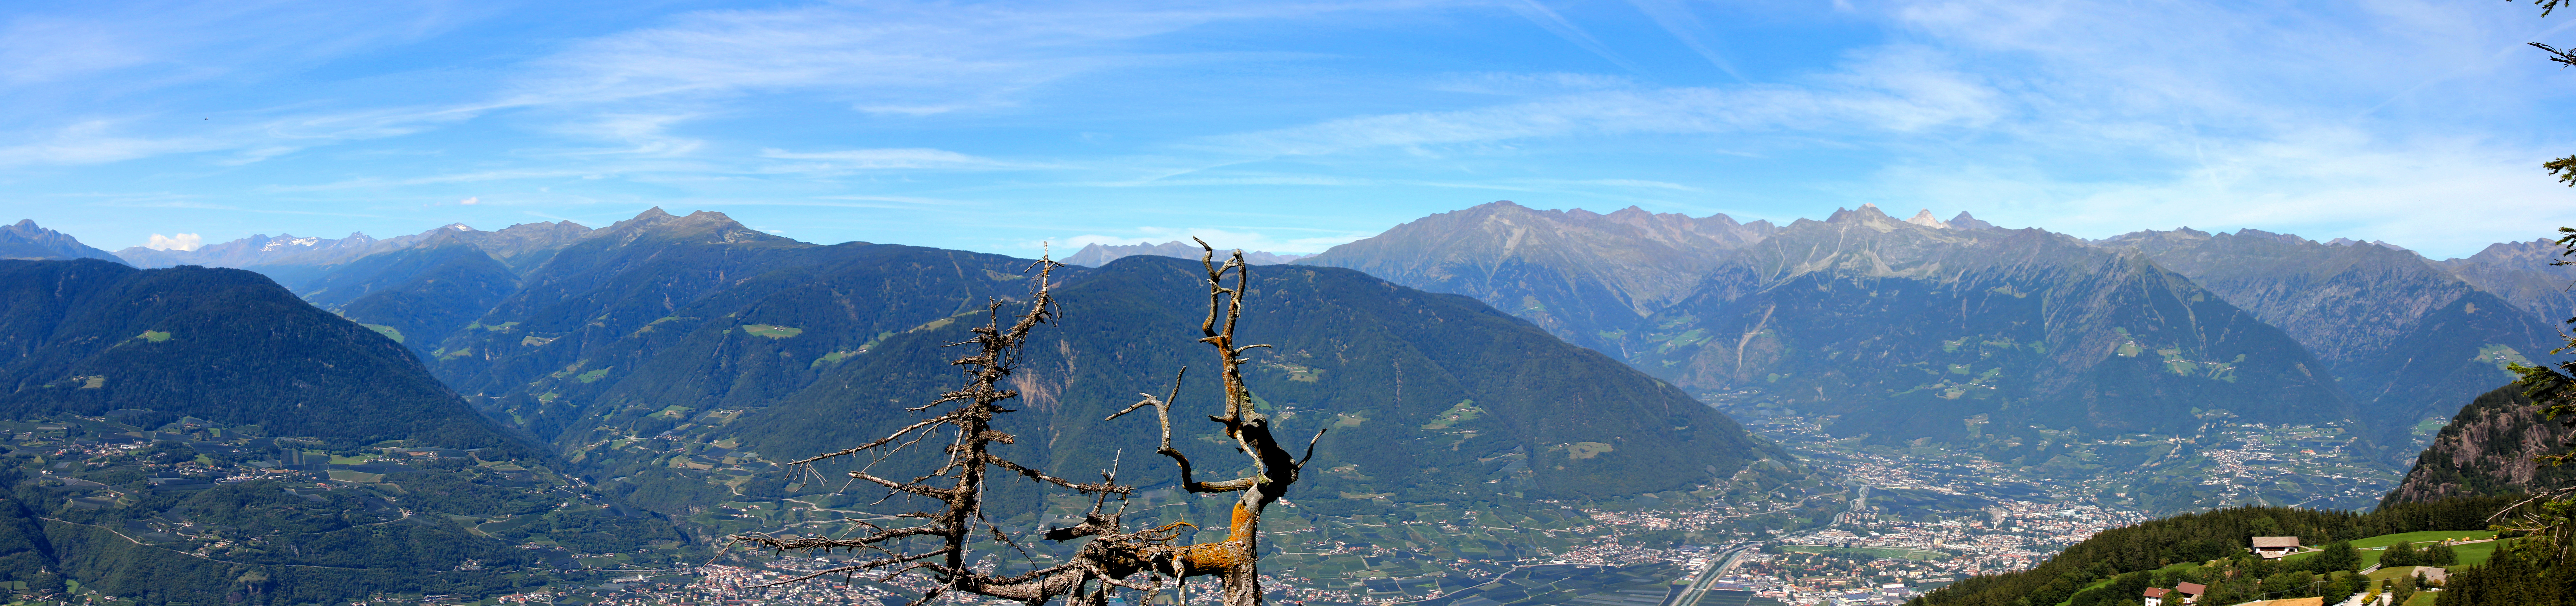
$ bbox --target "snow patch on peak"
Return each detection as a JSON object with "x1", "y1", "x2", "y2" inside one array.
[
  {"x1": 446, "y1": 223, "x2": 475, "y2": 232},
  {"x1": 1906, "y1": 209, "x2": 1949, "y2": 229},
  {"x1": 260, "y1": 236, "x2": 321, "y2": 251}
]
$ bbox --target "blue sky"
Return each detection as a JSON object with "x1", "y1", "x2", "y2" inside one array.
[{"x1": 6, "y1": 0, "x2": 2576, "y2": 258}]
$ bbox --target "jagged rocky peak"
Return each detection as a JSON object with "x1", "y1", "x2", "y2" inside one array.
[
  {"x1": 1948, "y1": 212, "x2": 1998, "y2": 230},
  {"x1": 2230, "y1": 227, "x2": 2310, "y2": 244},
  {"x1": 494, "y1": 220, "x2": 589, "y2": 235},
  {"x1": 2435, "y1": 237, "x2": 2576, "y2": 329},
  {"x1": 2324, "y1": 237, "x2": 2413, "y2": 253},
  {"x1": 1449, "y1": 200, "x2": 1775, "y2": 239},
  {"x1": 112, "y1": 230, "x2": 384, "y2": 268},
  {"x1": 1904, "y1": 209, "x2": 1949, "y2": 229},
  {"x1": 1822, "y1": 203, "x2": 1903, "y2": 228},
  {"x1": 2094, "y1": 227, "x2": 2213, "y2": 247},
  {"x1": 1295, "y1": 200, "x2": 1780, "y2": 356},
  {"x1": 588, "y1": 207, "x2": 784, "y2": 245},
  {"x1": 0, "y1": 219, "x2": 124, "y2": 263}
]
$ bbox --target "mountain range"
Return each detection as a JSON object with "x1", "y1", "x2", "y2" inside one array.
[
  {"x1": 2095, "y1": 228, "x2": 2557, "y2": 450},
  {"x1": 1628, "y1": 207, "x2": 2350, "y2": 443},
  {"x1": 1299, "y1": 201, "x2": 2574, "y2": 450},
  {"x1": 337, "y1": 209, "x2": 1785, "y2": 511},
  {"x1": 10, "y1": 201, "x2": 2576, "y2": 603},
  {"x1": 15, "y1": 209, "x2": 1791, "y2": 512},
  {"x1": 17, "y1": 204, "x2": 2569, "y2": 454},
  {"x1": 1299, "y1": 202, "x2": 1776, "y2": 355}
]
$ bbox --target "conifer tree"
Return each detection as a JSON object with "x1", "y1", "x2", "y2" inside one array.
[
  {"x1": 2381, "y1": 540, "x2": 2417, "y2": 567},
  {"x1": 2485, "y1": 6, "x2": 2576, "y2": 601},
  {"x1": 2305, "y1": 541, "x2": 2359, "y2": 572}
]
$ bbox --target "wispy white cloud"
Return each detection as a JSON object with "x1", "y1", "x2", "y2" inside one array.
[
  {"x1": 759, "y1": 148, "x2": 1028, "y2": 170},
  {"x1": 1504, "y1": 0, "x2": 1646, "y2": 73},
  {"x1": 7, "y1": 0, "x2": 2572, "y2": 258},
  {"x1": 143, "y1": 232, "x2": 201, "y2": 251},
  {"x1": 488, "y1": 2, "x2": 1393, "y2": 121},
  {"x1": 1422, "y1": 71, "x2": 1638, "y2": 96},
  {"x1": 0, "y1": 2, "x2": 1411, "y2": 172},
  {"x1": 1196, "y1": 47, "x2": 2001, "y2": 157},
  {"x1": 1835, "y1": 0, "x2": 2576, "y2": 255},
  {"x1": 1625, "y1": 0, "x2": 1745, "y2": 81},
  {"x1": 0, "y1": 119, "x2": 222, "y2": 165},
  {"x1": 263, "y1": 169, "x2": 609, "y2": 192},
  {"x1": 0, "y1": 3, "x2": 472, "y2": 88}
]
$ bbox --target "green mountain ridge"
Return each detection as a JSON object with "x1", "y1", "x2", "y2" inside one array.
[
  {"x1": 707, "y1": 256, "x2": 1783, "y2": 511},
  {"x1": 281, "y1": 207, "x2": 1786, "y2": 511},
  {"x1": 0, "y1": 259, "x2": 512, "y2": 449}
]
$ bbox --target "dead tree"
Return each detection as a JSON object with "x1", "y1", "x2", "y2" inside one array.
[
  {"x1": 1105, "y1": 239, "x2": 1327, "y2": 606},
  {"x1": 730, "y1": 257, "x2": 1172, "y2": 606},
  {"x1": 729, "y1": 242, "x2": 1320, "y2": 606}
]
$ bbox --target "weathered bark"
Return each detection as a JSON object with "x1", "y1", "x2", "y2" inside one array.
[
  {"x1": 1106, "y1": 241, "x2": 1325, "y2": 606},
  {"x1": 731, "y1": 258, "x2": 1177, "y2": 606}
]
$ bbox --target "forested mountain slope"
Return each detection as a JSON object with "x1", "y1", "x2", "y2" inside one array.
[
  {"x1": 539, "y1": 255, "x2": 1797, "y2": 528},
  {"x1": 408, "y1": 210, "x2": 1060, "y2": 445},
  {"x1": 0, "y1": 259, "x2": 513, "y2": 449},
  {"x1": 697, "y1": 256, "x2": 1781, "y2": 515},
  {"x1": 192, "y1": 207, "x2": 1796, "y2": 523},
  {"x1": 1296, "y1": 201, "x2": 1775, "y2": 356},
  {"x1": 2099, "y1": 228, "x2": 2556, "y2": 446},
  {"x1": 1632, "y1": 206, "x2": 2352, "y2": 443},
  {"x1": 296, "y1": 232, "x2": 522, "y2": 355}
]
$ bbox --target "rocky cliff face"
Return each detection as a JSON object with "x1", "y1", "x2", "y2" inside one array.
[{"x1": 2385, "y1": 384, "x2": 2576, "y2": 504}]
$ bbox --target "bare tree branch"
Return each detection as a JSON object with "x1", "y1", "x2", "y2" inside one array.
[
  {"x1": 730, "y1": 244, "x2": 1318, "y2": 606},
  {"x1": 1102, "y1": 240, "x2": 1326, "y2": 606},
  {"x1": 727, "y1": 256, "x2": 1184, "y2": 606}
]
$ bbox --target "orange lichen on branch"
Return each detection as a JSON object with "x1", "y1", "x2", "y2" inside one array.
[{"x1": 1107, "y1": 240, "x2": 1325, "y2": 606}]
